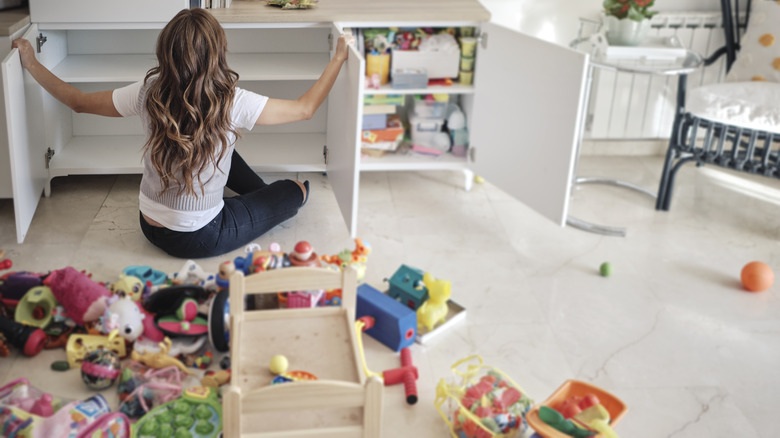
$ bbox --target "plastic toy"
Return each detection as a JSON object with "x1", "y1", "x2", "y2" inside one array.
[
  {"x1": 123, "y1": 265, "x2": 167, "y2": 286},
  {"x1": 130, "y1": 337, "x2": 195, "y2": 376},
  {"x1": 201, "y1": 370, "x2": 231, "y2": 388},
  {"x1": 14, "y1": 285, "x2": 57, "y2": 329},
  {"x1": 132, "y1": 386, "x2": 222, "y2": 438},
  {"x1": 526, "y1": 380, "x2": 627, "y2": 438},
  {"x1": 537, "y1": 406, "x2": 594, "y2": 438},
  {"x1": 143, "y1": 285, "x2": 209, "y2": 337},
  {"x1": 43, "y1": 267, "x2": 111, "y2": 326},
  {"x1": 417, "y1": 272, "x2": 451, "y2": 331},
  {"x1": 207, "y1": 288, "x2": 230, "y2": 352},
  {"x1": 599, "y1": 262, "x2": 612, "y2": 277},
  {"x1": 741, "y1": 261, "x2": 774, "y2": 292},
  {"x1": 387, "y1": 264, "x2": 428, "y2": 310},
  {"x1": 0, "y1": 315, "x2": 47, "y2": 356},
  {"x1": 0, "y1": 250, "x2": 11, "y2": 271},
  {"x1": 289, "y1": 241, "x2": 321, "y2": 267},
  {"x1": 66, "y1": 331, "x2": 127, "y2": 367},
  {"x1": 0, "y1": 378, "x2": 131, "y2": 438},
  {"x1": 232, "y1": 243, "x2": 290, "y2": 274},
  {"x1": 171, "y1": 259, "x2": 210, "y2": 286},
  {"x1": 118, "y1": 363, "x2": 185, "y2": 419},
  {"x1": 269, "y1": 354, "x2": 289, "y2": 375},
  {"x1": 110, "y1": 274, "x2": 145, "y2": 301},
  {"x1": 80, "y1": 348, "x2": 122, "y2": 390},
  {"x1": 321, "y1": 238, "x2": 372, "y2": 281},
  {"x1": 435, "y1": 355, "x2": 534, "y2": 438},
  {"x1": 355, "y1": 318, "x2": 419, "y2": 404},
  {"x1": 0, "y1": 271, "x2": 47, "y2": 309},
  {"x1": 102, "y1": 296, "x2": 146, "y2": 342},
  {"x1": 356, "y1": 283, "x2": 416, "y2": 352}
]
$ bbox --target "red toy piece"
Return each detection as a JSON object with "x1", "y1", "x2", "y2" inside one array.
[{"x1": 381, "y1": 347, "x2": 419, "y2": 405}]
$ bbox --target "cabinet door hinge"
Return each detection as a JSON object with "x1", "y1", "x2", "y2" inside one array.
[
  {"x1": 36, "y1": 33, "x2": 47, "y2": 53},
  {"x1": 45, "y1": 148, "x2": 54, "y2": 169},
  {"x1": 478, "y1": 32, "x2": 488, "y2": 50},
  {"x1": 323, "y1": 145, "x2": 328, "y2": 165}
]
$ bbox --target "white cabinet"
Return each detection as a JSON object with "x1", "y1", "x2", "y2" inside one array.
[
  {"x1": 2, "y1": 12, "x2": 589, "y2": 244},
  {"x1": 355, "y1": 22, "x2": 589, "y2": 227},
  {"x1": 2, "y1": 21, "x2": 361, "y2": 243}
]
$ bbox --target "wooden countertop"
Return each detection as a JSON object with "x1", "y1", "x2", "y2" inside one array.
[
  {"x1": 209, "y1": 0, "x2": 490, "y2": 24},
  {"x1": 0, "y1": 6, "x2": 29, "y2": 37}
]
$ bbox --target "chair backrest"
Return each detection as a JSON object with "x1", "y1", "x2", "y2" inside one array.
[{"x1": 721, "y1": 0, "x2": 752, "y2": 72}]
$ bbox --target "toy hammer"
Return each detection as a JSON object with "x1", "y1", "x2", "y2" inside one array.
[{"x1": 356, "y1": 316, "x2": 419, "y2": 405}]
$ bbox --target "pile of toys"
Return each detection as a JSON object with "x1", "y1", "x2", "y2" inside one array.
[{"x1": 0, "y1": 239, "x2": 373, "y2": 436}]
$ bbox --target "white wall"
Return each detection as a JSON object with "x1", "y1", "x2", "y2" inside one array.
[{"x1": 478, "y1": 0, "x2": 721, "y2": 47}]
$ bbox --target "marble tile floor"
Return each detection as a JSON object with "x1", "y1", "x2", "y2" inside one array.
[{"x1": 0, "y1": 155, "x2": 779, "y2": 438}]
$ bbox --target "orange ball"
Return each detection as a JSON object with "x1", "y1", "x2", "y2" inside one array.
[{"x1": 741, "y1": 261, "x2": 774, "y2": 292}]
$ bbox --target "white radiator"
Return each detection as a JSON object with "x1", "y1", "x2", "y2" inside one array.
[{"x1": 585, "y1": 12, "x2": 727, "y2": 140}]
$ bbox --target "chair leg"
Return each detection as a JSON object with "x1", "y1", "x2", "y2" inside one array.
[{"x1": 656, "y1": 140, "x2": 678, "y2": 211}]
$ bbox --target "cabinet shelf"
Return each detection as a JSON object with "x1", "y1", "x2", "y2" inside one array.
[
  {"x1": 363, "y1": 82, "x2": 475, "y2": 96},
  {"x1": 359, "y1": 151, "x2": 468, "y2": 171},
  {"x1": 47, "y1": 133, "x2": 327, "y2": 178},
  {"x1": 52, "y1": 53, "x2": 330, "y2": 83}
]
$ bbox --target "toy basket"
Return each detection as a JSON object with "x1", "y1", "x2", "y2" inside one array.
[{"x1": 435, "y1": 355, "x2": 534, "y2": 438}]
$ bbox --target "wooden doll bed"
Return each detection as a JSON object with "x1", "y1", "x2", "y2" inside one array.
[{"x1": 223, "y1": 265, "x2": 383, "y2": 438}]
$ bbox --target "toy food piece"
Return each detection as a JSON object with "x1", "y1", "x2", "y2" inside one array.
[
  {"x1": 81, "y1": 348, "x2": 122, "y2": 390},
  {"x1": 741, "y1": 261, "x2": 774, "y2": 292},
  {"x1": 573, "y1": 404, "x2": 619, "y2": 438},
  {"x1": 599, "y1": 262, "x2": 612, "y2": 277},
  {"x1": 538, "y1": 406, "x2": 594, "y2": 438},
  {"x1": 133, "y1": 386, "x2": 222, "y2": 438}
]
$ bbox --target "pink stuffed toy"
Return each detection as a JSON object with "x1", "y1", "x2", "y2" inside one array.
[{"x1": 43, "y1": 267, "x2": 111, "y2": 326}]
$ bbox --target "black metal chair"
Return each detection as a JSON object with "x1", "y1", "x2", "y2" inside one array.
[{"x1": 656, "y1": 0, "x2": 780, "y2": 211}]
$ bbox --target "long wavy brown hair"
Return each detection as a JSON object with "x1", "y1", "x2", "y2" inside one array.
[{"x1": 143, "y1": 8, "x2": 240, "y2": 197}]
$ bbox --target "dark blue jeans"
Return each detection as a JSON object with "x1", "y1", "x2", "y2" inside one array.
[{"x1": 140, "y1": 151, "x2": 305, "y2": 258}]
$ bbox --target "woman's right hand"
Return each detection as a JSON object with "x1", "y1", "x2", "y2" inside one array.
[{"x1": 11, "y1": 38, "x2": 36, "y2": 70}]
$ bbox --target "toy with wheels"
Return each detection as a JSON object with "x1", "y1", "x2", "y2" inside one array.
[
  {"x1": 0, "y1": 316, "x2": 46, "y2": 356},
  {"x1": 207, "y1": 288, "x2": 230, "y2": 353}
]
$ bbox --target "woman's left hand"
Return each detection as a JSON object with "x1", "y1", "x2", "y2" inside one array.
[{"x1": 334, "y1": 33, "x2": 354, "y2": 63}]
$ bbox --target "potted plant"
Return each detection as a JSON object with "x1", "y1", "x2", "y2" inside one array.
[{"x1": 602, "y1": 0, "x2": 658, "y2": 46}]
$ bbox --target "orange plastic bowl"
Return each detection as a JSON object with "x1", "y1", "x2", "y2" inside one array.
[{"x1": 526, "y1": 380, "x2": 627, "y2": 438}]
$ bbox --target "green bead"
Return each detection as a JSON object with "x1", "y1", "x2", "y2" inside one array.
[{"x1": 599, "y1": 262, "x2": 612, "y2": 277}]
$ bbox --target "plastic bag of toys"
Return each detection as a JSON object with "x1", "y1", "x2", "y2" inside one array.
[
  {"x1": 116, "y1": 361, "x2": 185, "y2": 419},
  {"x1": 435, "y1": 355, "x2": 534, "y2": 438},
  {"x1": 0, "y1": 377, "x2": 131, "y2": 438}
]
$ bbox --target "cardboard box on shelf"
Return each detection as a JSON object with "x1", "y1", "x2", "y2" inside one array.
[{"x1": 361, "y1": 115, "x2": 404, "y2": 152}]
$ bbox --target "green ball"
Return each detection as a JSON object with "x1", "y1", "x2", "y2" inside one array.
[{"x1": 599, "y1": 262, "x2": 612, "y2": 277}]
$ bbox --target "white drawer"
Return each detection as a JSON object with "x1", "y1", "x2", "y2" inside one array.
[{"x1": 30, "y1": 0, "x2": 190, "y2": 24}]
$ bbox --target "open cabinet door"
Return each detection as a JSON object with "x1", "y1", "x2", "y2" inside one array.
[
  {"x1": 470, "y1": 22, "x2": 588, "y2": 227},
  {"x1": 2, "y1": 24, "x2": 46, "y2": 243},
  {"x1": 326, "y1": 25, "x2": 364, "y2": 238}
]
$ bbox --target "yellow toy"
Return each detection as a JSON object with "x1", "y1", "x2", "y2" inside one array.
[
  {"x1": 417, "y1": 272, "x2": 451, "y2": 331},
  {"x1": 109, "y1": 274, "x2": 144, "y2": 301},
  {"x1": 66, "y1": 330, "x2": 126, "y2": 367},
  {"x1": 130, "y1": 337, "x2": 194, "y2": 376}
]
